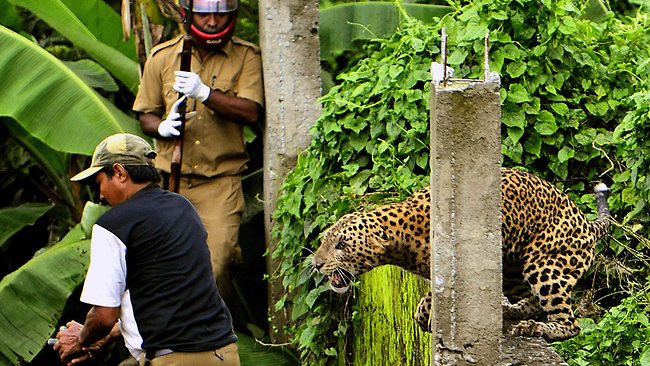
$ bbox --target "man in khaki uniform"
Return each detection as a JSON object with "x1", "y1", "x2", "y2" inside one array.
[{"x1": 133, "y1": 0, "x2": 263, "y2": 304}]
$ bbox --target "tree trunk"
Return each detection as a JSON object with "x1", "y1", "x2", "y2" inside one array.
[{"x1": 352, "y1": 266, "x2": 432, "y2": 365}]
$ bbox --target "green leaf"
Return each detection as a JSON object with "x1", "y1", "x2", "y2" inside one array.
[
  {"x1": 0, "y1": 202, "x2": 108, "y2": 365},
  {"x1": 640, "y1": 346, "x2": 650, "y2": 366},
  {"x1": 507, "y1": 127, "x2": 525, "y2": 146},
  {"x1": 291, "y1": 298, "x2": 309, "y2": 321},
  {"x1": 523, "y1": 133, "x2": 542, "y2": 157},
  {"x1": 0, "y1": 203, "x2": 53, "y2": 250},
  {"x1": 237, "y1": 331, "x2": 298, "y2": 366},
  {"x1": 0, "y1": 0, "x2": 21, "y2": 30},
  {"x1": 8, "y1": 0, "x2": 139, "y2": 92},
  {"x1": 447, "y1": 48, "x2": 467, "y2": 65},
  {"x1": 4, "y1": 118, "x2": 77, "y2": 208},
  {"x1": 581, "y1": 0, "x2": 610, "y2": 21},
  {"x1": 502, "y1": 111, "x2": 526, "y2": 129},
  {"x1": 506, "y1": 61, "x2": 527, "y2": 78},
  {"x1": 558, "y1": 146, "x2": 575, "y2": 163},
  {"x1": 305, "y1": 286, "x2": 328, "y2": 308},
  {"x1": 64, "y1": 59, "x2": 119, "y2": 92},
  {"x1": 535, "y1": 111, "x2": 558, "y2": 135},
  {"x1": 319, "y1": 2, "x2": 452, "y2": 60},
  {"x1": 464, "y1": 22, "x2": 488, "y2": 40},
  {"x1": 386, "y1": 121, "x2": 402, "y2": 139},
  {"x1": 502, "y1": 140, "x2": 523, "y2": 163},
  {"x1": 551, "y1": 103, "x2": 569, "y2": 116},
  {"x1": 0, "y1": 26, "x2": 142, "y2": 155},
  {"x1": 349, "y1": 170, "x2": 372, "y2": 195},
  {"x1": 559, "y1": 17, "x2": 578, "y2": 34},
  {"x1": 502, "y1": 44, "x2": 522, "y2": 60},
  {"x1": 80, "y1": 202, "x2": 111, "y2": 237},
  {"x1": 585, "y1": 101, "x2": 609, "y2": 116},
  {"x1": 506, "y1": 83, "x2": 531, "y2": 104}
]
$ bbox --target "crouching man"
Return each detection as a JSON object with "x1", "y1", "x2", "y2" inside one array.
[{"x1": 54, "y1": 133, "x2": 239, "y2": 366}]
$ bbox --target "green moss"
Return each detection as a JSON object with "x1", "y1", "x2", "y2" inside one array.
[{"x1": 352, "y1": 266, "x2": 432, "y2": 365}]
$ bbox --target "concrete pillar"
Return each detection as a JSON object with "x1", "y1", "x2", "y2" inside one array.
[
  {"x1": 258, "y1": 0, "x2": 322, "y2": 342},
  {"x1": 429, "y1": 72, "x2": 502, "y2": 364}
]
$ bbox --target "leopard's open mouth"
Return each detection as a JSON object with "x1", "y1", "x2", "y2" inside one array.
[{"x1": 329, "y1": 268, "x2": 352, "y2": 293}]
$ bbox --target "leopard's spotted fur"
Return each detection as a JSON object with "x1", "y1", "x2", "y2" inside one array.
[{"x1": 312, "y1": 168, "x2": 610, "y2": 341}]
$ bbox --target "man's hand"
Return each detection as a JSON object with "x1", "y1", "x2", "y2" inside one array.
[
  {"x1": 174, "y1": 71, "x2": 211, "y2": 102},
  {"x1": 53, "y1": 321, "x2": 85, "y2": 365},
  {"x1": 53, "y1": 320, "x2": 121, "y2": 365},
  {"x1": 158, "y1": 96, "x2": 196, "y2": 138}
]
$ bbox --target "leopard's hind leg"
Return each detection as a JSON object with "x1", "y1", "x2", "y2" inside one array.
[{"x1": 510, "y1": 249, "x2": 586, "y2": 341}]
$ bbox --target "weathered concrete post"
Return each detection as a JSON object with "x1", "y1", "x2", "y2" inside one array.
[
  {"x1": 429, "y1": 65, "x2": 503, "y2": 364},
  {"x1": 258, "y1": 0, "x2": 322, "y2": 342}
]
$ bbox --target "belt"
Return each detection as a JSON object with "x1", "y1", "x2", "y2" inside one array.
[{"x1": 145, "y1": 349, "x2": 173, "y2": 360}]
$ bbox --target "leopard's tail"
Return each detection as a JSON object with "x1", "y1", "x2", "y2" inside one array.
[{"x1": 591, "y1": 182, "x2": 610, "y2": 239}]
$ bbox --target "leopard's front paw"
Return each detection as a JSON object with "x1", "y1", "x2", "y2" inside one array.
[
  {"x1": 414, "y1": 294, "x2": 432, "y2": 332},
  {"x1": 509, "y1": 319, "x2": 546, "y2": 338}
]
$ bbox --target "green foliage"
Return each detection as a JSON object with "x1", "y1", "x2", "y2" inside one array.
[
  {"x1": 272, "y1": 9, "x2": 446, "y2": 366},
  {"x1": 237, "y1": 0, "x2": 260, "y2": 45},
  {"x1": 6, "y1": 0, "x2": 140, "y2": 92},
  {"x1": 320, "y1": 2, "x2": 451, "y2": 59},
  {"x1": 319, "y1": 1, "x2": 452, "y2": 93},
  {"x1": 612, "y1": 83, "x2": 650, "y2": 228},
  {"x1": 272, "y1": 1, "x2": 650, "y2": 365},
  {"x1": 0, "y1": 203, "x2": 53, "y2": 250},
  {"x1": 0, "y1": 28, "x2": 140, "y2": 155},
  {"x1": 0, "y1": 202, "x2": 108, "y2": 365},
  {"x1": 554, "y1": 288, "x2": 650, "y2": 366}
]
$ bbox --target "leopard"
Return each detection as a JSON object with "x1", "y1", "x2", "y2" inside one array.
[{"x1": 312, "y1": 167, "x2": 610, "y2": 341}]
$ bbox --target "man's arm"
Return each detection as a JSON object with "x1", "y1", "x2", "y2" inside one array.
[
  {"x1": 78, "y1": 306, "x2": 120, "y2": 345},
  {"x1": 139, "y1": 112, "x2": 164, "y2": 138},
  {"x1": 202, "y1": 90, "x2": 262, "y2": 126},
  {"x1": 139, "y1": 93, "x2": 262, "y2": 133},
  {"x1": 54, "y1": 306, "x2": 120, "y2": 365}
]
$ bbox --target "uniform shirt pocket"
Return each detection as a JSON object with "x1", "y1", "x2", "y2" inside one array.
[{"x1": 212, "y1": 78, "x2": 237, "y2": 97}]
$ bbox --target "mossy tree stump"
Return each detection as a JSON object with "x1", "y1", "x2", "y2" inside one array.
[{"x1": 352, "y1": 266, "x2": 432, "y2": 365}]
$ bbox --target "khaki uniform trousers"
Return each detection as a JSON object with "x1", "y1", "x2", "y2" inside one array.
[
  {"x1": 139, "y1": 343, "x2": 240, "y2": 366},
  {"x1": 178, "y1": 175, "x2": 244, "y2": 301}
]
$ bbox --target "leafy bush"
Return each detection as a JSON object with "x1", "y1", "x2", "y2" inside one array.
[
  {"x1": 271, "y1": 0, "x2": 650, "y2": 364},
  {"x1": 554, "y1": 288, "x2": 650, "y2": 366}
]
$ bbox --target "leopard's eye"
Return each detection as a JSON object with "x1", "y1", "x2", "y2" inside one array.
[{"x1": 335, "y1": 242, "x2": 346, "y2": 250}]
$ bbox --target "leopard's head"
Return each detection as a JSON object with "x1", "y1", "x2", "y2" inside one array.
[{"x1": 312, "y1": 212, "x2": 388, "y2": 293}]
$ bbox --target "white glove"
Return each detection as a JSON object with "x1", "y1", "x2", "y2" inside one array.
[
  {"x1": 158, "y1": 96, "x2": 186, "y2": 138},
  {"x1": 173, "y1": 71, "x2": 211, "y2": 102}
]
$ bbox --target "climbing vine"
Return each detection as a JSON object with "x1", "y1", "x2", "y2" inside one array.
[{"x1": 271, "y1": 0, "x2": 650, "y2": 364}]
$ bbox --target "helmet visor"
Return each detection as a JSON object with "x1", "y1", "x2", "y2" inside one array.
[{"x1": 181, "y1": 0, "x2": 238, "y2": 13}]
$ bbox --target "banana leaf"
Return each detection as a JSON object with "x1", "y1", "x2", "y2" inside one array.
[
  {"x1": 0, "y1": 0, "x2": 21, "y2": 30},
  {"x1": 7, "y1": 0, "x2": 139, "y2": 92},
  {"x1": 0, "y1": 202, "x2": 108, "y2": 366},
  {"x1": 319, "y1": 2, "x2": 453, "y2": 60},
  {"x1": 238, "y1": 331, "x2": 299, "y2": 365},
  {"x1": 0, "y1": 203, "x2": 54, "y2": 251},
  {"x1": 3, "y1": 118, "x2": 78, "y2": 211},
  {"x1": 64, "y1": 60, "x2": 120, "y2": 93},
  {"x1": 0, "y1": 26, "x2": 141, "y2": 156}
]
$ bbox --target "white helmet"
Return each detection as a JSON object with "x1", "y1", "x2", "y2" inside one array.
[
  {"x1": 179, "y1": 0, "x2": 238, "y2": 48},
  {"x1": 180, "y1": 0, "x2": 237, "y2": 13}
]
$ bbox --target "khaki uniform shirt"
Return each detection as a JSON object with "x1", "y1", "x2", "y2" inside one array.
[{"x1": 133, "y1": 35, "x2": 264, "y2": 177}]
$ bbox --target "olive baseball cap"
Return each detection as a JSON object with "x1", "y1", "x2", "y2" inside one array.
[{"x1": 70, "y1": 133, "x2": 157, "y2": 182}]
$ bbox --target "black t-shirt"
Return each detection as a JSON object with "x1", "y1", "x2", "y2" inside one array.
[{"x1": 84, "y1": 184, "x2": 236, "y2": 355}]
